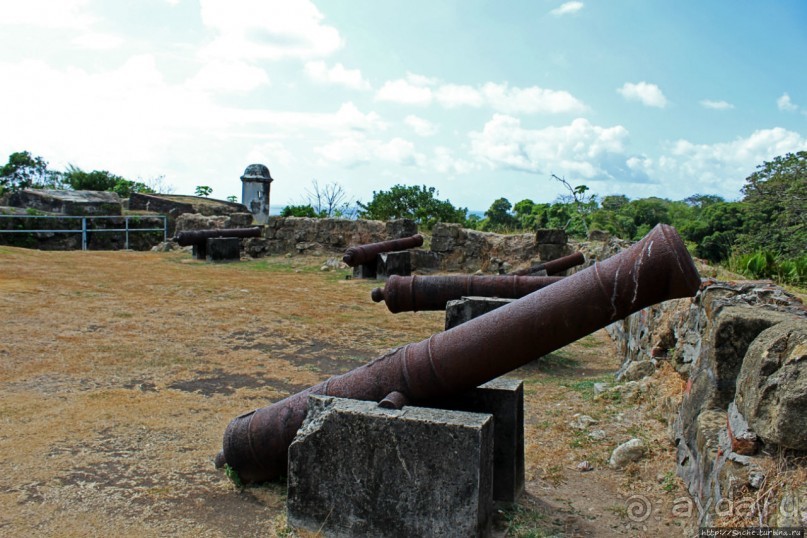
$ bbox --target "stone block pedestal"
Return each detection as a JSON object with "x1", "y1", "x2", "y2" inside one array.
[
  {"x1": 205, "y1": 237, "x2": 240, "y2": 262},
  {"x1": 445, "y1": 296, "x2": 515, "y2": 330},
  {"x1": 376, "y1": 250, "x2": 412, "y2": 279},
  {"x1": 288, "y1": 395, "x2": 494, "y2": 537}
]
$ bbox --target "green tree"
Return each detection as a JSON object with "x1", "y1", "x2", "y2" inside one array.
[
  {"x1": 64, "y1": 165, "x2": 123, "y2": 191},
  {"x1": 482, "y1": 197, "x2": 518, "y2": 231},
  {"x1": 195, "y1": 185, "x2": 213, "y2": 197},
  {"x1": 62, "y1": 165, "x2": 153, "y2": 197},
  {"x1": 0, "y1": 151, "x2": 59, "y2": 194},
  {"x1": 357, "y1": 184, "x2": 467, "y2": 228},
  {"x1": 736, "y1": 151, "x2": 806, "y2": 259},
  {"x1": 624, "y1": 197, "x2": 672, "y2": 239},
  {"x1": 281, "y1": 204, "x2": 324, "y2": 218},
  {"x1": 600, "y1": 194, "x2": 630, "y2": 212}
]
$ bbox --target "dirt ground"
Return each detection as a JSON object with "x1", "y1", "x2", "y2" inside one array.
[{"x1": 0, "y1": 246, "x2": 697, "y2": 537}]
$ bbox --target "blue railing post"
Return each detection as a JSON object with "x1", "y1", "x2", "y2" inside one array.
[{"x1": 81, "y1": 218, "x2": 87, "y2": 251}]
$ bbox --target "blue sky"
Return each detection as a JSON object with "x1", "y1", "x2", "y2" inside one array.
[{"x1": 1, "y1": 1, "x2": 805, "y2": 211}]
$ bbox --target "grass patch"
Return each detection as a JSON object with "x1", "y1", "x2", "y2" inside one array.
[
  {"x1": 499, "y1": 504, "x2": 550, "y2": 538},
  {"x1": 532, "y1": 351, "x2": 580, "y2": 374}
]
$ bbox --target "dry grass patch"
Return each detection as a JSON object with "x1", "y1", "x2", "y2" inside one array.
[{"x1": 1, "y1": 246, "x2": 694, "y2": 537}]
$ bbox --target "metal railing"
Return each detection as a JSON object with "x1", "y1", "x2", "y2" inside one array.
[{"x1": 0, "y1": 215, "x2": 167, "y2": 250}]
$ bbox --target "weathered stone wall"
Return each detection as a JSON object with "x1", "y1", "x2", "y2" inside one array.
[
  {"x1": 0, "y1": 214, "x2": 166, "y2": 251},
  {"x1": 607, "y1": 280, "x2": 806, "y2": 526},
  {"x1": 430, "y1": 224, "x2": 574, "y2": 273},
  {"x1": 129, "y1": 193, "x2": 249, "y2": 234},
  {"x1": 6, "y1": 189, "x2": 122, "y2": 216},
  {"x1": 244, "y1": 217, "x2": 417, "y2": 257}
]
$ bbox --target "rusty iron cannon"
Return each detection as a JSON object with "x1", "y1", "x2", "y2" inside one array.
[
  {"x1": 174, "y1": 227, "x2": 261, "y2": 260},
  {"x1": 511, "y1": 251, "x2": 586, "y2": 276},
  {"x1": 215, "y1": 224, "x2": 701, "y2": 484},
  {"x1": 342, "y1": 234, "x2": 424, "y2": 267},
  {"x1": 370, "y1": 274, "x2": 564, "y2": 313}
]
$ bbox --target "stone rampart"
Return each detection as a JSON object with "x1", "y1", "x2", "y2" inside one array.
[
  {"x1": 243, "y1": 216, "x2": 417, "y2": 257},
  {"x1": 607, "y1": 279, "x2": 806, "y2": 526}
]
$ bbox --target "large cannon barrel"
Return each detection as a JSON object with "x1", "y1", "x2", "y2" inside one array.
[
  {"x1": 512, "y1": 251, "x2": 586, "y2": 276},
  {"x1": 216, "y1": 224, "x2": 700, "y2": 484},
  {"x1": 342, "y1": 234, "x2": 424, "y2": 267},
  {"x1": 370, "y1": 274, "x2": 564, "y2": 313},
  {"x1": 174, "y1": 227, "x2": 261, "y2": 247}
]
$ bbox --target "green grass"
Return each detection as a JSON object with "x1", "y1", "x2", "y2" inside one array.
[{"x1": 500, "y1": 504, "x2": 551, "y2": 537}]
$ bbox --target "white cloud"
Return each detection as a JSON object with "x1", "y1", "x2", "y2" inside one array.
[
  {"x1": 777, "y1": 93, "x2": 799, "y2": 112},
  {"x1": 71, "y1": 32, "x2": 125, "y2": 50},
  {"x1": 404, "y1": 115, "x2": 438, "y2": 137},
  {"x1": 377, "y1": 74, "x2": 585, "y2": 114},
  {"x1": 469, "y1": 115, "x2": 632, "y2": 180},
  {"x1": 550, "y1": 2, "x2": 584, "y2": 16},
  {"x1": 432, "y1": 147, "x2": 477, "y2": 175},
  {"x1": 618, "y1": 82, "x2": 668, "y2": 108},
  {"x1": 246, "y1": 142, "x2": 295, "y2": 168},
  {"x1": 199, "y1": 0, "x2": 343, "y2": 61},
  {"x1": 0, "y1": 0, "x2": 95, "y2": 29},
  {"x1": 435, "y1": 84, "x2": 485, "y2": 108},
  {"x1": 304, "y1": 61, "x2": 371, "y2": 90},
  {"x1": 482, "y1": 82, "x2": 586, "y2": 114},
  {"x1": 633, "y1": 127, "x2": 807, "y2": 196},
  {"x1": 187, "y1": 61, "x2": 270, "y2": 93},
  {"x1": 315, "y1": 134, "x2": 425, "y2": 168},
  {"x1": 700, "y1": 99, "x2": 734, "y2": 110},
  {"x1": 375, "y1": 73, "x2": 434, "y2": 105}
]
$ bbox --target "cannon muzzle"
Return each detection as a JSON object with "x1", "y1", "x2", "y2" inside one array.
[
  {"x1": 371, "y1": 274, "x2": 564, "y2": 313},
  {"x1": 342, "y1": 234, "x2": 424, "y2": 267},
  {"x1": 217, "y1": 224, "x2": 700, "y2": 484},
  {"x1": 511, "y1": 251, "x2": 586, "y2": 276}
]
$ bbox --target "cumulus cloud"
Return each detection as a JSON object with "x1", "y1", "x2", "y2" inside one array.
[
  {"x1": 304, "y1": 61, "x2": 371, "y2": 90},
  {"x1": 187, "y1": 61, "x2": 270, "y2": 93},
  {"x1": 375, "y1": 74, "x2": 434, "y2": 105},
  {"x1": 434, "y1": 84, "x2": 485, "y2": 108},
  {"x1": 481, "y1": 82, "x2": 586, "y2": 114},
  {"x1": 432, "y1": 146, "x2": 478, "y2": 175},
  {"x1": 632, "y1": 127, "x2": 807, "y2": 197},
  {"x1": 618, "y1": 82, "x2": 668, "y2": 108},
  {"x1": 404, "y1": 115, "x2": 438, "y2": 137},
  {"x1": 377, "y1": 74, "x2": 585, "y2": 114},
  {"x1": 0, "y1": 0, "x2": 95, "y2": 29},
  {"x1": 199, "y1": 0, "x2": 343, "y2": 61},
  {"x1": 777, "y1": 93, "x2": 799, "y2": 112},
  {"x1": 700, "y1": 99, "x2": 734, "y2": 110},
  {"x1": 550, "y1": 2, "x2": 584, "y2": 16},
  {"x1": 469, "y1": 115, "x2": 634, "y2": 181},
  {"x1": 315, "y1": 134, "x2": 425, "y2": 168}
]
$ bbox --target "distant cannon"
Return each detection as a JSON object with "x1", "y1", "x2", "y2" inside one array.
[
  {"x1": 174, "y1": 227, "x2": 261, "y2": 260},
  {"x1": 342, "y1": 234, "x2": 424, "y2": 268},
  {"x1": 216, "y1": 224, "x2": 701, "y2": 484},
  {"x1": 370, "y1": 274, "x2": 564, "y2": 313},
  {"x1": 511, "y1": 251, "x2": 586, "y2": 276}
]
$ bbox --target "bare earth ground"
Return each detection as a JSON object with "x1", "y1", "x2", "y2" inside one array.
[{"x1": 0, "y1": 246, "x2": 696, "y2": 537}]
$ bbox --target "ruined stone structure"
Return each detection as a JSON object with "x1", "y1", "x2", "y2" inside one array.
[
  {"x1": 608, "y1": 280, "x2": 807, "y2": 526},
  {"x1": 4, "y1": 189, "x2": 123, "y2": 215},
  {"x1": 240, "y1": 164, "x2": 273, "y2": 225}
]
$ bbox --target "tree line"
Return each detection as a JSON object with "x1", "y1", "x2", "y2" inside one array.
[{"x1": 3, "y1": 149, "x2": 804, "y2": 284}]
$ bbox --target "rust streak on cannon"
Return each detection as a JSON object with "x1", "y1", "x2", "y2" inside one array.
[
  {"x1": 511, "y1": 251, "x2": 586, "y2": 276},
  {"x1": 342, "y1": 234, "x2": 424, "y2": 267},
  {"x1": 216, "y1": 224, "x2": 700, "y2": 484},
  {"x1": 370, "y1": 274, "x2": 564, "y2": 313},
  {"x1": 174, "y1": 227, "x2": 262, "y2": 247}
]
